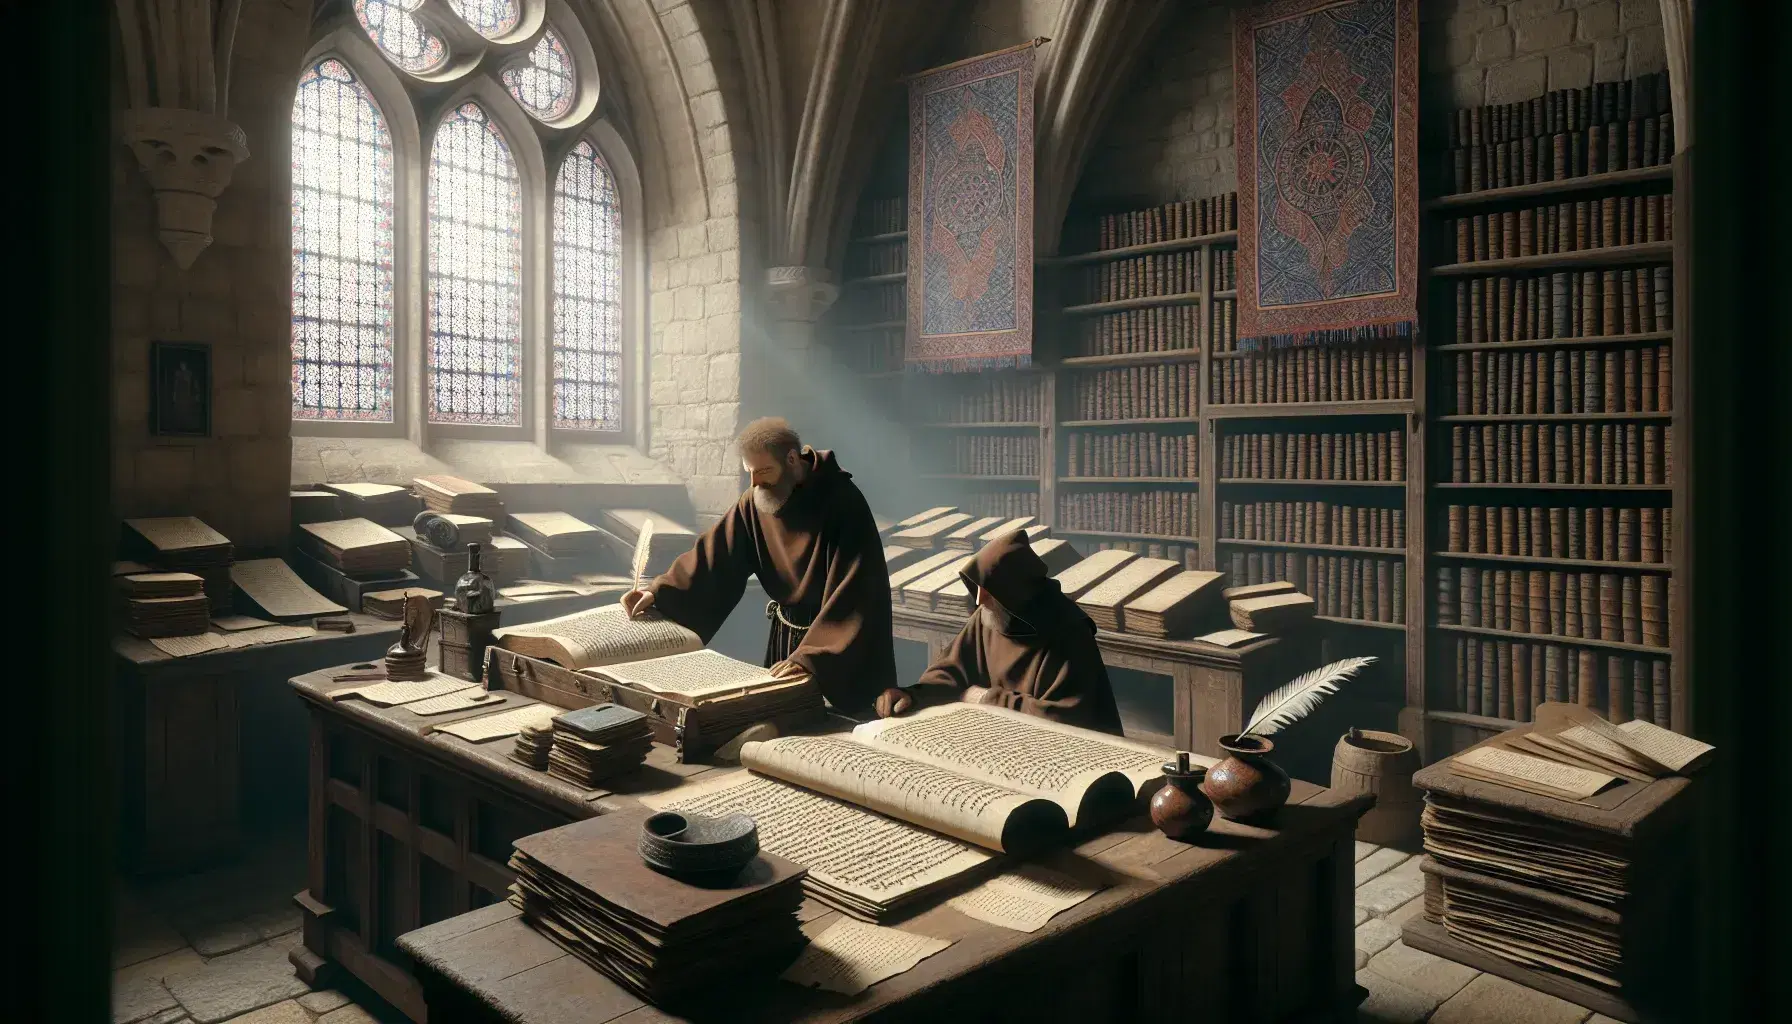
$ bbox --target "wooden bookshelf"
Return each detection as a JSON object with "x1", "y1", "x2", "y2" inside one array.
[{"x1": 1416, "y1": 72, "x2": 1685, "y2": 761}]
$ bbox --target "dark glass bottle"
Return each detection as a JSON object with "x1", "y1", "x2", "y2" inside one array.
[{"x1": 455, "y1": 542, "x2": 496, "y2": 615}]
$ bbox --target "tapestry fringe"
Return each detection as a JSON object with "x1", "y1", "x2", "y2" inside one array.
[
  {"x1": 1236, "y1": 319, "x2": 1415, "y2": 352},
  {"x1": 905, "y1": 352, "x2": 1033, "y2": 374}
]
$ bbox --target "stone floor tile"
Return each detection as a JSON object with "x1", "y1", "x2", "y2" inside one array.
[
  {"x1": 242, "y1": 905, "x2": 302, "y2": 941},
  {"x1": 115, "y1": 901, "x2": 189, "y2": 969},
  {"x1": 186, "y1": 919, "x2": 265, "y2": 959},
  {"x1": 1357, "y1": 856, "x2": 1426, "y2": 916},
  {"x1": 318, "y1": 1005, "x2": 384, "y2": 1024},
  {"x1": 1355, "y1": 841, "x2": 1378, "y2": 862},
  {"x1": 1429, "y1": 974, "x2": 1592, "y2": 1024},
  {"x1": 1355, "y1": 847, "x2": 1411, "y2": 886},
  {"x1": 1355, "y1": 918, "x2": 1403, "y2": 959},
  {"x1": 144, "y1": 1009, "x2": 190, "y2": 1024},
  {"x1": 1356, "y1": 948, "x2": 1370, "y2": 970},
  {"x1": 297, "y1": 990, "x2": 351, "y2": 1014},
  {"x1": 1586, "y1": 1016, "x2": 1626, "y2": 1024},
  {"x1": 218, "y1": 1000, "x2": 311, "y2": 1024},
  {"x1": 1354, "y1": 905, "x2": 1370, "y2": 927},
  {"x1": 1356, "y1": 968, "x2": 1444, "y2": 1024},
  {"x1": 161, "y1": 941, "x2": 313, "y2": 1024},
  {"x1": 1387, "y1": 895, "x2": 1427, "y2": 927},
  {"x1": 115, "y1": 972, "x2": 180, "y2": 1024},
  {"x1": 1367, "y1": 941, "x2": 1480, "y2": 1004},
  {"x1": 118, "y1": 948, "x2": 208, "y2": 987}
]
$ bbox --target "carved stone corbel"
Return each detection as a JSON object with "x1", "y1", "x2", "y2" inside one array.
[
  {"x1": 115, "y1": 0, "x2": 247, "y2": 269},
  {"x1": 765, "y1": 266, "x2": 840, "y2": 324},
  {"x1": 120, "y1": 108, "x2": 250, "y2": 269}
]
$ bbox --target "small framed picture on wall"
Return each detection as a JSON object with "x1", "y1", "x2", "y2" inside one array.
[{"x1": 149, "y1": 341, "x2": 212, "y2": 437}]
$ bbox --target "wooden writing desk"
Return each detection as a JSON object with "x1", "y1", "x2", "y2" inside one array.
[
  {"x1": 289, "y1": 663, "x2": 1369, "y2": 1023},
  {"x1": 891, "y1": 604, "x2": 1318, "y2": 759},
  {"x1": 115, "y1": 591, "x2": 622, "y2": 875}
]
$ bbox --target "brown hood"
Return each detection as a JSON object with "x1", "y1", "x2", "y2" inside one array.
[
  {"x1": 961, "y1": 529, "x2": 1052, "y2": 614},
  {"x1": 801, "y1": 446, "x2": 847, "y2": 479}
]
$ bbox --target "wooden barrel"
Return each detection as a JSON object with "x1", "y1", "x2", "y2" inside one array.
[{"x1": 1331, "y1": 729, "x2": 1422, "y2": 849}]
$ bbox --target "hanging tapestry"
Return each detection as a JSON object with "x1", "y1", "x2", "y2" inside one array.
[
  {"x1": 1233, "y1": 0, "x2": 1417, "y2": 350},
  {"x1": 906, "y1": 42, "x2": 1039, "y2": 373}
]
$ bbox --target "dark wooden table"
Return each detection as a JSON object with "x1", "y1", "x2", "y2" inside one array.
[
  {"x1": 892, "y1": 605, "x2": 1317, "y2": 759},
  {"x1": 288, "y1": 656, "x2": 1370, "y2": 1023},
  {"x1": 114, "y1": 590, "x2": 629, "y2": 876}
]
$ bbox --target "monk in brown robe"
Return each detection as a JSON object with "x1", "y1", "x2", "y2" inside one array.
[
  {"x1": 874, "y1": 530, "x2": 1124, "y2": 734},
  {"x1": 622, "y1": 417, "x2": 895, "y2": 714}
]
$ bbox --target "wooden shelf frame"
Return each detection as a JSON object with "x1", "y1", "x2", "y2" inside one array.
[
  {"x1": 1432, "y1": 550, "x2": 1673, "y2": 572},
  {"x1": 1435, "y1": 622, "x2": 1672, "y2": 657},
  {"x1": 1427, "y1": 241, "x2": 1672, "y2": 277},
  {"x1": 1040, "y1": 229, "x2": 1240, "y2": 267},
  {"x1": 1431, "y1": 330, "x2": 1672, "y2": 353},
  {"x1": 1421, "y1": 165, "x2": 1673, "y2": 212}
]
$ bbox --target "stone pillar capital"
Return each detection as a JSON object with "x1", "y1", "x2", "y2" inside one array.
[
  {"x1": 120, "y1": 108, "x2": 250, "y2": 269},
  {"x1": 765, "y1": 266, "x2": 840, "y2": 324}
]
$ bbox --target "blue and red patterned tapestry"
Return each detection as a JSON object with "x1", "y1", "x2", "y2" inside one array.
[
  {"x1": 906, "y1": 43, "x2": 1038, "y2": 373},
  {"x1": 1234, "y1": 0, "x2": 1417, "y2": 351}
]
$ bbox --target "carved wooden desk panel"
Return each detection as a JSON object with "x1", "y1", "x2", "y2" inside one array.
[
  {"x1": 113, "y1": 591, "x2": 623, "y2": 876},
  {"x1": 891, "y1": 605, "x2": 1318, "y2": 759}
]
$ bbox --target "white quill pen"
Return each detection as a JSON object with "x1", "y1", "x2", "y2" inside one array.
[
  {"x1": 1243, "y1": 657, "x2": 1376, "y2": 737},
  {"x1": 630, "y1": 518, "x2": 655, "y2": 593}
]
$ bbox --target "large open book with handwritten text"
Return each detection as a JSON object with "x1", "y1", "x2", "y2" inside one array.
[
  {"x1": 491, "y1": 603, "x2": 700, "y2": 669},
  {"x1": 641, "y1": 705, "x2": 1181, "y2": 921}
]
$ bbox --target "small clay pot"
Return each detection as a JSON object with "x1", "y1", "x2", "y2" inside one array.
[
  {"x1": 1200, "y1": 733, "x2": 1292, "y2": 824},
  {"x1": 1149, "y1": 752, "x2": 1213, "y2": 841}
]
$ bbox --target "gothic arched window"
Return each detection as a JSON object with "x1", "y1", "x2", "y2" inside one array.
[
  {"x1": 294, "y1": 2, "x2": 636, "y2": 440},
  {"x1": 552, "y1": 140, "x2": 623, "y2": 430},
  {"x1": 290, "y1": 58, "x2": 396, "y2": 422},
  {"x1": 427, "y1": 102, "x2": 523, "y2": 425}
]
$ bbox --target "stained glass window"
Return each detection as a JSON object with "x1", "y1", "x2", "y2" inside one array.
[
  {"x1": 291, "y1": 59, "x2": 395, "y2": 422},
  {"x1": 502, "y1": 30, "x2": 577, "y2": 122},
  {"x1": 552, "y1": 140, "x2": 623, "y2": 430},
  {"x1": 428, "y1": 102, "x2": 523, "y2": 425},
  {"x1": 444, "y1": 0, "x2": 522, "y2": 39},
  {"x1": 353, "y1": 0, "x2": 446, "y2": 74}
]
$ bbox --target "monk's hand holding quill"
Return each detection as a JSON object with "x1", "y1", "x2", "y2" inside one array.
[
  {"x1": 621, "y1": 589, "x2": 654, "y2": 619},
  {"x1": 874, "y1": 688, "x2": 913, "y2": 718}
]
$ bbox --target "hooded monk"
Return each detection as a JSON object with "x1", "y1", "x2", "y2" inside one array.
[{"x1": 874, "y1": 529, "x2": 1124, "y2": 734}]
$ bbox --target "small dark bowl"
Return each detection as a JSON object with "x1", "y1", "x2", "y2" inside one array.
[{"x1": 639, "y1": 811, "x2": 760, "y2": 879}]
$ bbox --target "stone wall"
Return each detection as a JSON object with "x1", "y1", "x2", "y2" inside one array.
[
  {"x1": 642, "y1": 0, "x2": 748, "y2": 515},
  {"x1": 111, "y1": 0, "x2": 311, "y2": 553},
  {"x1": 1076, "y1": 0, "x2": 1669, "y2": 209}
]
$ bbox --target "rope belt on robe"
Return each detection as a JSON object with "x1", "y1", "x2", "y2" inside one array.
[{"x1": 764, "y1": 600, "x2": 813, "y2": 667}]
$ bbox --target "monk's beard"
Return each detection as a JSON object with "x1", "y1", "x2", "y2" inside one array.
[{"x1": 752, "y1": 477, "x2": 797, "y2": 516}]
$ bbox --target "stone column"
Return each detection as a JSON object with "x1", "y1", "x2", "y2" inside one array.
[{"x1": 763, "y1": 266, "x2": 840, "y2": 437}]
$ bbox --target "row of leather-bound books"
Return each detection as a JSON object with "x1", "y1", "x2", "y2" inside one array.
[
  {"x1": 1445, "y1": 503, "x2": 1672, "y2": 564},
  {"x1": 1076, "y1": 251, "x2": 1200, "y2": 304},
  {"x1": 1446, "y1": 638, "x2": 1670, "y2": 728},
  {"x1": 1447, "y1": 193, "x2": 1672, "y2": 264},
  {"x1": 1224, "y1": 549, "x2": 1406, "y2": 626},
  {"x1": 1219, "y1": 499, "x2": 1405, "y2": 550},
  {"x1": 842, "y1": 326, "x2": 902, "y2": 375},
  {"x1": 1213, "y1": 248, "x2": 1235, "y2": 291},
  {"x1": 856, "y1": 197, "x2": 906, "y2": 237},
  {"x1": 1447, "y1": 422, "x2": 1670, "y2": 486},
  {"x1": 1436, "y1": 566, "x2": 1671, "y2": 648},
  {"x1": 1439, "y1": 72, "x2": 1674, "y2": 193},
  {"x1": 1065, "y1": 306, "x2": 1198, "y2": 358},
  {"x1": 1089, "y1": 539, "x2": 1200, "y2": 570},
  {"x1": 917, "y1": 377, "x2": 1041, "y2": 423},
  {"x1": 849, "y1": 238, "x2": 907, "y2": 278},
  {"x1": 1066, "y1": 364, "x2": 1199, "y2": 420},
  {"x1": 1220, "y1": 429, "x2": 1407, "y2": 482},
  {"x1": 1057, "y1": 490, "x2": 1196, "y2": 539},
  {"x1": 1209, "y1": 297, "x2": 1238, "y2": 352},
  {"x1": 848, "y1": 280, "x2": 905, "y2": 321},
  {"x1": 1450, "y1": 344, "x2": 1672, "y2": 415},
  {"x1": 1064, "y1": 429, "x2": 1197, "y2": 479},
  {"x1": 963, "y1": 491, "x2": 1039, "y2": 519},
  {"x1": 935, "y1": 435, "x2": 1039, "y2": 476},
  {"x1": 1448, "y1": 268, "x2": 1673, "y2": 343},
  {"x1": 1209, "y1": 345, "x2": 1411, "y2": 405},
  {"x1": 1091, "y1": 191, "x2": 1238, "y2": 250}
]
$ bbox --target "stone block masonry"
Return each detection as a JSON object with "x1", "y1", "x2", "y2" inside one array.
[{"x1": 1075, "y1": 0, "x2": 1668, "y2": 210}]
